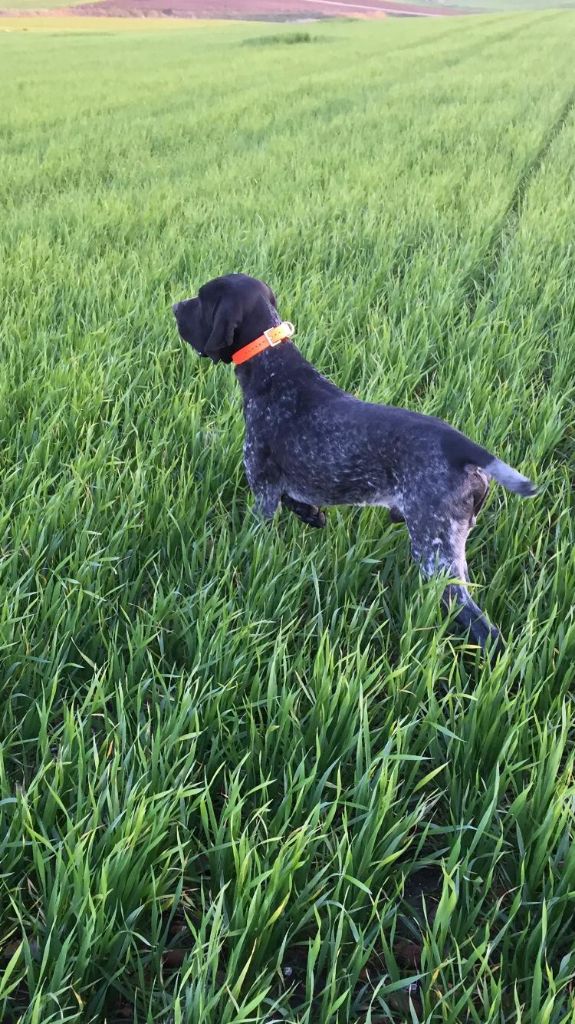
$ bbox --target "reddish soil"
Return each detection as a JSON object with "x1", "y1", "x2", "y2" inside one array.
[{"x1": 0, "y1": 0, "x2": 478, "y2": 19}]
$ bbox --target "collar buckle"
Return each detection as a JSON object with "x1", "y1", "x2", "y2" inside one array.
[
  {"x1": 232, "y1": 322, "x2": 296, "y2": 366},
  {"x1": 264, "y1": 322, "x2": 295, "y2": 346}
]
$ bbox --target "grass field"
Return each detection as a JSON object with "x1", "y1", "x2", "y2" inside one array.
[{"x1": 1, "y1": 13, "x2": 575, "y2": 1024}]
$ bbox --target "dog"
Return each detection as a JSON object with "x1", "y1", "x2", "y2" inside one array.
[{"x1": 173, "y1": 273, "x2": 537, "y2": 652}]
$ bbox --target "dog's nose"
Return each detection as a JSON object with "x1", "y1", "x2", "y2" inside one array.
[{"x1": 172, "y1": 302, "x2": 181, "y2": 316}]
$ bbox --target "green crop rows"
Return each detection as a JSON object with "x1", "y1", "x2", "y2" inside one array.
[{"x1": 1, "y1": 13, "x2": 575, "y2": 1023}]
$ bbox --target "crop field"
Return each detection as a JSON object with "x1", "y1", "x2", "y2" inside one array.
[
  {"x1": 0, "y1": 13, "x2": 212, "y2": 24},
  {"x1": 1, "y1": 12, "x2": 575, "y2": 1024},
  {"x1": 0, "y1": 0, "x2": 84, "y2": 10}
]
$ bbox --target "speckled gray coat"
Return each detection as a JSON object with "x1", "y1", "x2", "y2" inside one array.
[{"x1": 173, "y1": 273, "x2": 537, "y2": 652}]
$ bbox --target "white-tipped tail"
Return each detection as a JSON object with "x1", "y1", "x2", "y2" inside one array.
[{"x1": 484, "y1": 458, "x2": 538, "y2": 497}]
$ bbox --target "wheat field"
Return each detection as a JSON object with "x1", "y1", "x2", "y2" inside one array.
[{"x1": 1, "y1": 13, "x2": 575, "y2": 1023}]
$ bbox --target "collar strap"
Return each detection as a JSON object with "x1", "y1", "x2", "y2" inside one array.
[{"x1": 232, "y1": 322, "x2": 295, "y2": 366}]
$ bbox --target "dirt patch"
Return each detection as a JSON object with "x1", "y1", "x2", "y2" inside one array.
[{"x1": 0, "y1": 0, "x2": 478, "y2": 20}]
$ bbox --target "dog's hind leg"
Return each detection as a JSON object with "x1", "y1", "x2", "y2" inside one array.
[
  {"x1": 441, "y1": 576, "x2": 502, "y2": 653},
  {"x1": 466, "y1": 464, "x2": 491, "y2": 527},
  {"x1": 413, "y1": 528, "x2": 500, "y2": 651},
  {"x1": 282, "y1": 494, "x2": 326, "y2": 528},
  {"x1": 404, "y1": 473, "x2": 501, "y2": 652}
]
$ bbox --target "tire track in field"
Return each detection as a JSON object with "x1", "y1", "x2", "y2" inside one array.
[
  {"x1": 463, "y1": 80, "x2": 575, "y2": 315},
  {"x1": 289, "y1": 17, "x2": 544, "y2": 130},
  {"x1": 393, "y1": 15, "x2": 500, "y2": 53},
  {"x1": 126, "y1": 15, "x2": 558, "y2": 133},
  {"x1": 380, "y1": 12, "x2": 566, "y2": 298},
  {"x1": 127, "y1": 14, "x2": 557, "y2": 194},
  {"x1": 0, "y1": 14, "x2": 537, "y2": 151}
]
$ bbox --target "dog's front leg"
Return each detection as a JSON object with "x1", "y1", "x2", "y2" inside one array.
[
  {"x1": 252, "y1": 482, "x2": 282, "y2": 520},
  {"x1": 244, "y1": 442, "x2": 282, "y2": 521}
]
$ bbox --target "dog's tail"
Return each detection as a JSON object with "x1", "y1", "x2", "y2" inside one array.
[
  {"x1": 482, "y1": 457, "x2": 538, "y2": 497},
  {"x1": 446, "y1": 432, "x2": 538, "y2": 496}
]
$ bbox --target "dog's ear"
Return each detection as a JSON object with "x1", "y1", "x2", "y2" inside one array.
[{"x1": 204, "y1": 297, "x2": 239, "y2": 361}]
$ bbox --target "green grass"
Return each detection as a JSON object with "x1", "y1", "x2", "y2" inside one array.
[{"x1": 1, "y1": 13, "x2": 575, "y2": 1024}]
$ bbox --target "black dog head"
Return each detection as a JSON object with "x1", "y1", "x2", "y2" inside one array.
[{"x1": 172, "y1": 273, "x2": 279, "y2": 364}]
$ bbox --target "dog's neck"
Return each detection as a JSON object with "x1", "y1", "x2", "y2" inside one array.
[
  {"x1": 233, "y1": 297, "x2": 282, "y2": 350},
  {"x1": 235, "y1": 336, "x2": 304, "y2": 375},
  {"x1": 233, "y1": 300, "x2": 308, "y2": 389}
]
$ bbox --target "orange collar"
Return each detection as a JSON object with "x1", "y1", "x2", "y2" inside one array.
[{"x1": 232, "y1": 322, "x2": 295, "y2": 366}]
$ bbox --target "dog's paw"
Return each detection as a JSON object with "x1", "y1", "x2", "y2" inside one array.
[
  {"x1": 282, "y1": 496, "x2": 326, "y2": 528},
  {"x1": 306, "y1": 508, "x2": 327, "y2": 529},
  {"x1": 389, "y1": 506, "x2": 405, "y2": 524}
]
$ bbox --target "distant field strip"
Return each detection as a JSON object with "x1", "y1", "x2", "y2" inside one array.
[
  {"x1": 0, "y1": 0, "x2": 98, "y2": 11},
  {"x1": 1, "y1": 15, "x2": 575, "y2": 1024},
  {"x1": 398, "y1": 0, "x2": 575, "y2": 8},
  {"x1": 0, "y1": 13, "x2": 211, "y2": 24},
  {"x1": 1, "y1": 0, "x2": 573, "y2": 16},
  {"x1": 299, "y1": 0, "x2": 446, "y2": 15}
]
